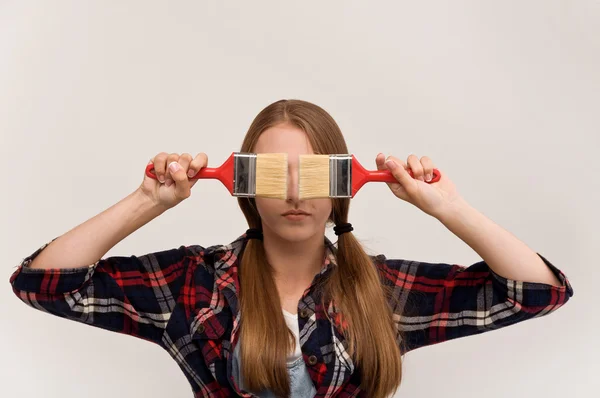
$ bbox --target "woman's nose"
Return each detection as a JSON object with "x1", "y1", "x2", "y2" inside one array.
[{"x1": 286, "y1": 164, "x2": 299, "y2": 202}]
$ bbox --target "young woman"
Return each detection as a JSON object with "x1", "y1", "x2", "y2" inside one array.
[{"x1": 9, "y1": 99, "x2": 573, "y2": 398}]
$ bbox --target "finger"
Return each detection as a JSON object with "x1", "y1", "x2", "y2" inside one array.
[
  {"x1": 174, "y1": 153, "x2": 194, "y2": 187},
  {"x1": 385, "y1": 158, "x2": 417, "y2": 193},
  {"x1": 385, "y1": 155, "x2": 407, "y2": 169},
  {"x1": 378, "y1": 154, "x2": 407, "y2": 170},
  {"x1": 168, "y1": 161, "x2": 192, "y2": 199},
  {"x1": 375, "y1": 153, "x2": 386, "y2": 170},
  {"x1": 376, "y1": 153, "x2": 404, "y2": 194},
  {"x1": 178, "y1": 153, "x2": 193, "y2": 173},
  {"x1": 165, "y1": 153, "x2": 180, "y2": 184},
  {"x1": 152, "y1": 152, "x2": 169, "y2": 183},
  {"x1": 420, "y1": 156, "x2": 435, "y2": 182},
  {"x1": 406, "y1": 154, "x2": 424, "y2": 181},
  {"x1": 188, "y1": 152, "x2": 208, "y2": 178}
]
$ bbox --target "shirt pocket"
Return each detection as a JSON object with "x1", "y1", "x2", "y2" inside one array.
[
  {"x1": 188, "y1": 306, "x2": 232, "y2": 386},
  {"x1": 189, "y1": 306, "x2": 230, "y2": 340}
]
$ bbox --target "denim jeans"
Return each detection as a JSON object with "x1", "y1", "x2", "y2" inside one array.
[{"x1": 231, "y1": 340, "x2": 317, "y2": 397}]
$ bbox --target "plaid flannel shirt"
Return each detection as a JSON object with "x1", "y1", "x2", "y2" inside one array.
[{"x1": 9, "y1": 232, "x2": 573, "y2": 397}]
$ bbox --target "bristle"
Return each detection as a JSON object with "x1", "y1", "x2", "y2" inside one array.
[
  {"x1": 299, "y1": 155, "x2": 330, "y2": 199},
  {"x1": 255, "y1": 153, "x2": 288, "y2": 199}
]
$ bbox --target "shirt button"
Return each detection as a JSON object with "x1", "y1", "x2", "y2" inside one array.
[
  {"x1": 300, "y1": 309, "x2": 309, "y2": 318},
  {"x1": 308, "y1": 355, "x2": 318, "y2": 365},
  {"x1": 198, "y1": 324, "x2": 205, "y2": 333}
]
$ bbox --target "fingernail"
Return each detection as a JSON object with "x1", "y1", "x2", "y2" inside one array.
[
  {"x1": 169, "y1": 162, "x2": 180, "y2": 172},
  {"x1": 158, "y1": 175, "x2": 165, "y2": 183},
  {"x1": 385, "y1": 160, "x2": 396, "y2": 169},
  {"x1": 188, "y1": 169, "x2": 195, "y2": 177},
  {"x1": 426, "y1": 174, "x2": 432, "y2": 181}
]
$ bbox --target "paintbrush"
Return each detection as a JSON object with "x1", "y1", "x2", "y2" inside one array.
[
  {"x1": 145, "y1": 152, "x2": 288, "y2": 199},
  {"x1": 298, "y1": 154, "x2": 441, "y2": 199}
]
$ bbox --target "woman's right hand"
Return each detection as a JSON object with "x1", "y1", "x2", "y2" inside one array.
[{"x1": 138, "y1": 152, "x2": 208, "y2": 209}]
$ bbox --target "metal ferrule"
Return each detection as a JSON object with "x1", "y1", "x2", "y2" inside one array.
[
  {"x1": 329, "y1": 154, "x2": 353, "y2": 198},
  {"x1": 233, "y1": 153, "x2": 256, "y2": 197}
]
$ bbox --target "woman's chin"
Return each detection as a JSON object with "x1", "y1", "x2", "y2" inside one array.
[{"x1": 276, "y1": 225, "x2": 320, "y2": 242}]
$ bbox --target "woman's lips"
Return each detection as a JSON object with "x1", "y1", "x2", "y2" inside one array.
[{"x1": 283, "y1": 213, "x2": 309, "y2": 221}]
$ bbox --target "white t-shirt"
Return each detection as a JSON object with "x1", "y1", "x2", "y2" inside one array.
[{"x1": 282, "y1": 308, "x2": 302, "y2": 363}]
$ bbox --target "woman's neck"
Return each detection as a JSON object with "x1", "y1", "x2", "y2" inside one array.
[{"x1": 262, "y1": 227, "x2": 325, "y2": 291}]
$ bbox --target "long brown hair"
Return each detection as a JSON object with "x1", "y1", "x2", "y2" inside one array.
[{"x1": 237, "y1": 99, "x2": 403, "y2": 397}]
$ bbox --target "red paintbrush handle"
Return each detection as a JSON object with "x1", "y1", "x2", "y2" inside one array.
[
  {"x1": 144, "y1": 152, "x2": 235, "y2": 194},
  {"x1": 365, "y1": 169, "x2": 441, "y2": 183},
  {"x1": 351, "y1": 155, "x2": 442, "y2": 197}
]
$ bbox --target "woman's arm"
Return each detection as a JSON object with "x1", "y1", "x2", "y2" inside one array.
[
  {"x1": 438, "y1": 197, "x2": 562, "y2": 287},
  {"x1": 29, "y1": 188, "x2": 167, "y2": 270},
  {"x1": 9, "y1": 188, "x2": 202, "y2": 345}
]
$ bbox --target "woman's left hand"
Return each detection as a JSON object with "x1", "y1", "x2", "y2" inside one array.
[{"x1": 375, "y1": 153, "x2": 463, "y2": 219}]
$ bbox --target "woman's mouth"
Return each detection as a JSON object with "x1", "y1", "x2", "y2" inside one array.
[
  {"x1": 282, "y1": 210, "x2": 310, "y2": 221},
  {"x1": 283, "y1": 214, "x2": 308, "y2": 221}
]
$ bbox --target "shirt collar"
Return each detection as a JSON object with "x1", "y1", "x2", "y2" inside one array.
[
  {"x1": 207, "y1": 233, "x2": 340, "y2": 344},
  {"x1": 211, "y1": 233, "x2": 339, "y2": 276}
]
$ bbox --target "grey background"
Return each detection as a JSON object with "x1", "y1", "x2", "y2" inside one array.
[{"x1": 1, "y1": 1, "x2": 597, "y2": 397}]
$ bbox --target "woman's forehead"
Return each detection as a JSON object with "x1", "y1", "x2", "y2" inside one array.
[{"x1": 253, "y1": 124, "x2": 315, "y2": 158}]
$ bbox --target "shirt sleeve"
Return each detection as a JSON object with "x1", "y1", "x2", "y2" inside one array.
[
  {"x1": 9, "y1": 237, "x2": 206, "y2": 346},
  {"x1": 374, "y1": 252, "x2": 574, "y2": 354}
]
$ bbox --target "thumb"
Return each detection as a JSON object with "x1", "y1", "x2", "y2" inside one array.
[
  {"x1": 385, "y1": 159, "x2": 417, "y2": 191},
  {"x1": 375, "y1": 153, "x2": 387, "y2": 170},
  {"x1": 168, "y1": 162, "x2": 192, "y2": 200}
]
